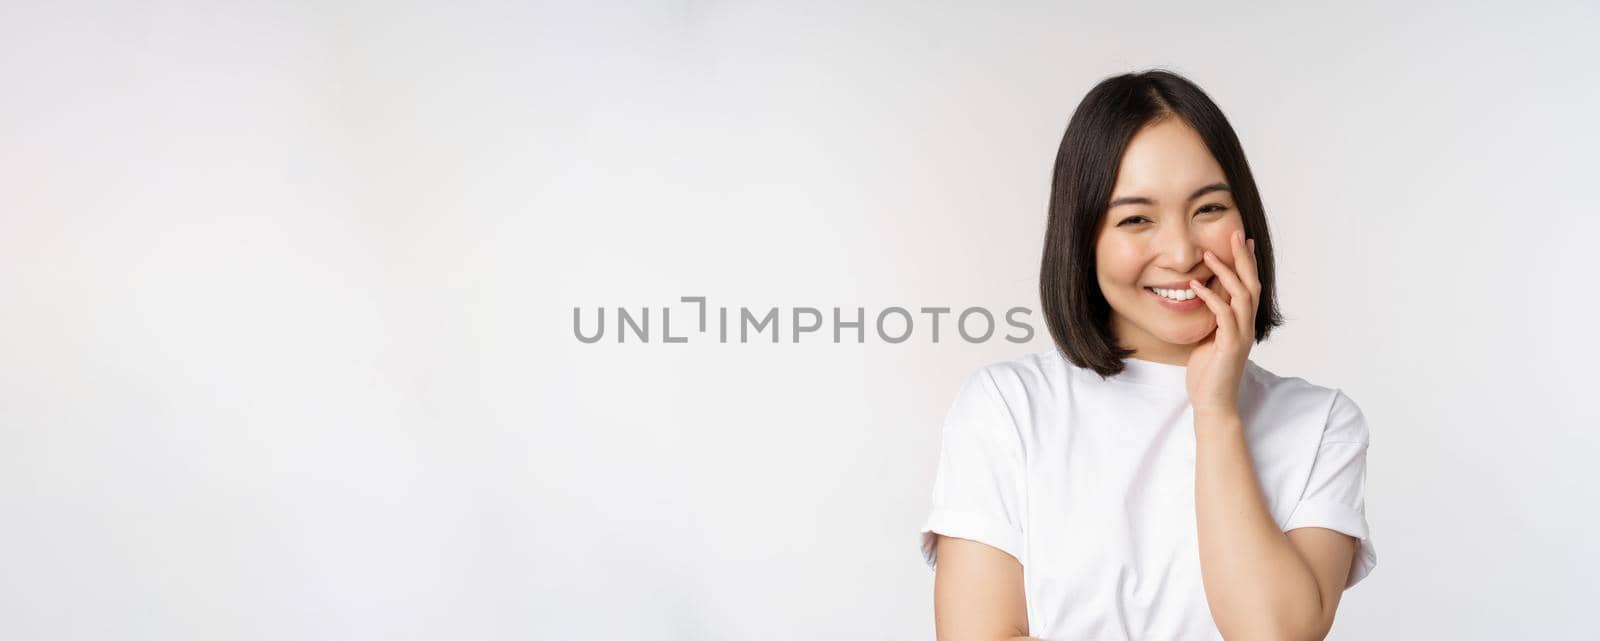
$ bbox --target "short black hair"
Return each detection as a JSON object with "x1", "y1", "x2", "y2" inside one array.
[{"x1": 1038, "y1": 68, "x2": 1285, "y2": 379}]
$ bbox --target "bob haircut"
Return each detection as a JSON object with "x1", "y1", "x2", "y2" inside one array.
[{"x1": 1039, "y1": 69, "x2": 1285, "y2": 379}]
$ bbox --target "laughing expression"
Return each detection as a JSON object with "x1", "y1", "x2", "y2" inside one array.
[{"x1": 1094, "y1": 117, "x2": 1246, "y2": 363}]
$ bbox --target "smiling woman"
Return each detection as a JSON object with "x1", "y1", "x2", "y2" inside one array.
[{"x1": 919, "y1": 69, "x2": 1376, "y2": 641}]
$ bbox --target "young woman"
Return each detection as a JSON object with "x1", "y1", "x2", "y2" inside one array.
[{"x1": 918, "y1": 70, "x2": 1377, "y2": 641}]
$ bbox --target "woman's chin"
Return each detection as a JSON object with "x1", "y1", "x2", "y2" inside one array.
[{"x1": 1160, "y1": 322, "x2": 1217, "y2": 345}]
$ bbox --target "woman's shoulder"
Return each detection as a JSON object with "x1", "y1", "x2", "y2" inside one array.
[
  {"x1": 1243, "y1": 360, "x2": 1344, "y2": 402},
  {"x1": 950, "y1": 350, "x2": 1075, "y2": 420},
  {"x1": 1243, "y1": 361, "x2": 1370, "y2": 442},
  {"x1": 965, "y1": 349, "x2": 1071, "y2": 394}
]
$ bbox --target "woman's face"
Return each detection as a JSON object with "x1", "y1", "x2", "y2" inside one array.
[{"x1": 1095, "y1": 117, "x2": 1246, "y2": 363}]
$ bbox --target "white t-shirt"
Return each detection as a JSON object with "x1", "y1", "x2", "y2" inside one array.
[{"x1": 919, "y1": 349, "x2": 1376, "y2": 641}]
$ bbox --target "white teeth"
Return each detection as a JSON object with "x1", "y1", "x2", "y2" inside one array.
[{"x1": 1150, "y1": 287, "x2": 1194, "y2": 301}]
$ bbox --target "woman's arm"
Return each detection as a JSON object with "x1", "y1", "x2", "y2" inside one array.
[
  {"x1": 1183, "y1": 234, "x2": 1360, "y2": 640},
  {"x1": 930, "y1": 535, "x2": 1045, "y2": 641},
  {"x1": 1192, "y1": 411, "x2": 1358, "y2": 641}
]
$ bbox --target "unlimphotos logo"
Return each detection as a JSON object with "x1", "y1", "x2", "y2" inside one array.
[{"x1": 574, "y1": 296, "x2": 1035, "y2": 344}]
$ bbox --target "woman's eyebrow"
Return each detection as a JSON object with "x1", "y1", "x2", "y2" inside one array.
[{"x1": 1108, "y1": 182, "x2": 1232, "y2": 208}]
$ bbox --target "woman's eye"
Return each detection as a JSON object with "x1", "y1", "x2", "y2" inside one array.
[{"x1": 1119, "y1": 206, "x2": 1226, "y2": 226}]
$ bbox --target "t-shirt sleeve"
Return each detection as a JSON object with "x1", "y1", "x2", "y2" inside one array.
[
  {"x1": 918, "y1": 367, "x2": 1027, "y2": 570},
  {"x1": 1282, "y1": 389, "x2": 1378, "y2": 589}
]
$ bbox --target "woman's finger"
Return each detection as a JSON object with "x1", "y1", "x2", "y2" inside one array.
[
  {"x1": 1202, "y1": 250, "x2": 1253, "y2": 338},
  {"x1": 1235, "y1": 231, "x2": 1261, "y2": 302},
  {"x1": 1189, "y1": 277, "x2": 1236, "y2": 344}
]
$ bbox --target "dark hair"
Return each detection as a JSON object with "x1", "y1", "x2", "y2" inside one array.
[{"x1": 1038, "y1": 68, "x2": 1285, "y2": 379}]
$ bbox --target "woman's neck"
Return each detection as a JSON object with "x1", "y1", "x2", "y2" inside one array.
[{"x1": 1128, "y1": 347, "x2": 1192, "y2": 366}]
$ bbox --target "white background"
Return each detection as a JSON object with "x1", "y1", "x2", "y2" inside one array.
[{"x1": 3, "y1": 1, "x2": 1598, "y2": 639}]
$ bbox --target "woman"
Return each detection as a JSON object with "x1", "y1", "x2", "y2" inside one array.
[{"x1": 918, "y1": 69, "x2": 1377, "y2": 641}]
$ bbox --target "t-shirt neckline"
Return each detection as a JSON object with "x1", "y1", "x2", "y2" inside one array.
[{"x1": 1112, "y1": 356, "x2": 1190, "y2": 390}]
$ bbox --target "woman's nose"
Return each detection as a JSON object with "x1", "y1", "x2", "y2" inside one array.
[{"x1": 1155, "y1": 223, "x2": 1204, "y2": 269}]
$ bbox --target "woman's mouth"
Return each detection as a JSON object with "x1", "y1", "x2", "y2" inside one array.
[{"x1": 1144, "y1": 276, "x2": 1216, "y2": 311}]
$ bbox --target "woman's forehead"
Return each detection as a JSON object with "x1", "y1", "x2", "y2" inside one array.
[{"x1": 1111, "y1": 120, "x2": 1227, "y2": 200}]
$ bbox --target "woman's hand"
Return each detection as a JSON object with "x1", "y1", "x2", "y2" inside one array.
[{"x1": 1185, "y1": 229, "x2": 1260, "y2": 419}]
